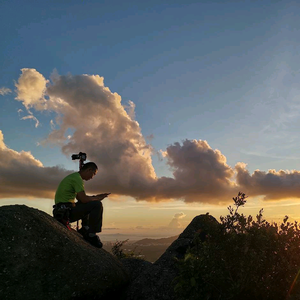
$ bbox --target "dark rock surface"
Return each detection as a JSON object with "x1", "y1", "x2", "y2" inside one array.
[
  {"x1": 156, "y1": 213, "x2": 220, "y2": 267},
  {"x1": 120, "y1": 258, "x2": 152, "y2": 283},
  {"x1": 124, "y1": 214, "x2": 220, "y2": 300},
  {"x1": 0, "y1": 204, "x2": 220, "y2": 300},
  {"x1": 0, "y1": 205, "x2": 129, "y2": 300}
]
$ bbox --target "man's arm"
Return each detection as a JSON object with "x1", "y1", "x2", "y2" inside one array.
[{"x1": 76, "y1": 191, "x2": 110, "y2": 203}]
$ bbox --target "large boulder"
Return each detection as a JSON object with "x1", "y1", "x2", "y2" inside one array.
[
  {"x1": 156, "y1": 213, "x2": 220, "y2": 267},
  {"x1": 120, "y1": 258, "x2": 152, "y2": 283},
  {"x1": 124, "y1": 214, "x2": 220, "y2": 300},
  {"x1": 0, "y1": 205, "x2": 129, "y2": 300}
]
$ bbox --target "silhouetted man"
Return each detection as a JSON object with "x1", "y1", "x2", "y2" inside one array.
[{"x1": 54, "y1": 162, "x2": 110, "y2": 248}]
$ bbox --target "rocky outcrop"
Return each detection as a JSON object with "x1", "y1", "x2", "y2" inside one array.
[
  {"x1": 120, "y1": 258, "x2": 152, "y2": 283},
  {"x1": 124, "y1": 214, "x2": 220, "y2": 300},
  {"x1": 156, "y1": 213, "x2": 220, "y2": 267},
  {"x1": 0, "y1": 205, "x2": 220, "y2": 300},
  {"x1": 0, "y1": 205, "x2": 129, "y2": 300}
]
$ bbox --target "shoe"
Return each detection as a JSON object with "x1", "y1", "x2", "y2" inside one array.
[
  {"x1": 84, "y1": 234, "x2": 103, "y2": 248},
  {"x1": 77, "y1": 227, "x2": 88, "y2": 237}
]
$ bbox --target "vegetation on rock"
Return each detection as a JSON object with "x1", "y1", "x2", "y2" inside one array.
[
  {"x1": 174, "y1": 192, "x2": 300, "y2": 300},
  {"x1": 112, "y1": 239, "x2": 143, "y2": 260}
]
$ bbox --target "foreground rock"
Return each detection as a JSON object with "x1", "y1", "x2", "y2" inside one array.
[
  {"x1": 0, "y1": 205, "x2": 129, "y2": 300},
  {"x1": 124, "y1": 214, "x2": 220, "y2": 300}
]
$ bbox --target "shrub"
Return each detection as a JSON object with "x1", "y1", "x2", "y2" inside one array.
[
  {"x1": 111, "y1": 239, "x2": 142, "y2": 259},
  {"x1": 174, "y1": 192, "x2": 300, "y2": 300}
]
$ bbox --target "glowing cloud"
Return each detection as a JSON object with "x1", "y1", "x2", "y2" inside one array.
[
  {"x1": 15, "y1": 68, "x2": 48, "y2": 110},
  {"x1": 5, "y1": 68, "x2": 300, "y2": 204},
  {"x1": 44, "y1": 72, "x2": 157, "y2": 199},
  {"x1": 0, "y1": 130, "x2": 70, "y2": 199},
  {"x1": 9, "y1": 69, "x2": 240, "y2": 203},
  {"x1": 155, "y1": 139, "x2": 238, "y2": 203},
  {"x1": 236, "y1": 163, "x2": 300, "y2": 200},
  {"x1": 168, "y1": 212, "x2": 187, "y2": 228}
]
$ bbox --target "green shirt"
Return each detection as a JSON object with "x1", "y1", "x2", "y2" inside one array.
[{"x1": 55, "y1": 172, "x2": 84, "y2": 204}]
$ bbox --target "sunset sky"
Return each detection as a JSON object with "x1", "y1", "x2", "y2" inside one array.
[{"x1": 1, "y1": 0, "x2": 300, "y2": 239}]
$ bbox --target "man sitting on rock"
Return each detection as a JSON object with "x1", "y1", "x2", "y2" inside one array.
[{"x1": 53, "y1": 162, "x2": 110, "y2": 248}]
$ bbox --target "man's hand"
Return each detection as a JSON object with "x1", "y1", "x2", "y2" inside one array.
[
  {"x1": 77, "y1": 191, "x2": 111, "y2": 203},
  {"x1": 94, "y1": 193, "x2": 111, "y2": 201}
]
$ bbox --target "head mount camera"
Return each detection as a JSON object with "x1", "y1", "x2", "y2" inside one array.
[
  {"x1": 71, "y1": 152, "x2": 87, "y2": 171},
  {"x1": 71, "y1": 152, "x2": 87, "y2": 161}
]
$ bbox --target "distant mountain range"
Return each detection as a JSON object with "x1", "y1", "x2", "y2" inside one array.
[{"x1": 133, "y1": 235, "x2": 179, "y2": 245}]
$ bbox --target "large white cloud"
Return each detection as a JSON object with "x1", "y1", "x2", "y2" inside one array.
[
  {"x1": 45, "y1": 72, "x2": 158, "y2": 199},
  {"x1": 8, "y1": 68, "x2": 300, "y2": 204},
  {"x1": 15, "y1": 68, "x2": 47, "y2": 110},
  {"x1": 13, "y1": 69, "x2": 159, "y2": 199}
]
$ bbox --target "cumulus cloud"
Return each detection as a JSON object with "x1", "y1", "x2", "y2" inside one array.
[
  {"x1": 14, "y1": 68, "x2": 49, "y2": 128},
  {"x1": 44, "y1": 72, "x2": 157, "y2": 199},
  {"x1": 7, "y1": 68, "x2": 300, "y2": 204},
  {"x1": 236, "y1": 163, "x2": 300, "y2": 200},
  {"x1": 0, "y1": 131, "x2": 5, "y2": 149},
  {"x1": 0, "y1": 130, "x2": 70, "y2": 199},
  {"x1": 155, "y1": 139, "x2": 238, "y2": 203},
  {"x1": 0, "y1": 87, "x2": 11, "y2": 95},
  {"x1": 168, "y1": 212, "x2": 187, "y2": 228},
  {"x1": 7, "y1": 69, "x2": 240, "y2": 203},
  {"x1": 15, "y1": 68, "x2": 47, "y2": 110},
  {"x1": 124, "y1": 100, "x2": 136, "y2": 120}
]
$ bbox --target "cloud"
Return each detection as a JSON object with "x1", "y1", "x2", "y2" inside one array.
[
  {"x1": 6, "y1": 68, "x2": 300, "y2": 204},
  {"x1": 14, "y1": 68, "x2": 49, "y2": 128},
  {"x1": 0, "y1": 130, "x2": 70, "y2": 199},
  {"x1": 168, "y1": 212, "x2": 187, "y2": 228},
  {"x1": 7, "y1": 69, "x2": 239, "y2": 203},
  {"x1": 236, "y1": 163, "x2": 300, "y2": 200},
  {"x1": 0, "y1": 131, "x2": 6, "y2": 149},
  {"x1": 50, "y1": 120, "x2": 55, "y2": 130},
  {"x1": 21, "y1": 114, "x2": 40, "y2": 128},
  {"x1": 124, "y1": 100, "x2": 136, "y2": 120},
  {"x1": 0, "y1": 87, "x2": 11, "y2": 95},
  {"x1": 43, "y1": 72, "x2": 157, "y2": 199},
  {"x1": 155, "y1": 139, "x2": 238, "y2": 203},
  {"x1": 15, "y1": 68, "x2": 48, "y2": 110}
]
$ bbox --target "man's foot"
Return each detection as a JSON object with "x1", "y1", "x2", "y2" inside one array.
[
  {"x1": 77, "y1": 226, "x2": 88, "y2": 237},
  {"x1": 84, "y1": 234, "x2": 103, "y2": 248}
]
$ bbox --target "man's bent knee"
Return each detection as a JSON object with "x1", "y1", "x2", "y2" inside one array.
[{"x1": 91, "y1": 200, "x2": 103, "y2": 211}]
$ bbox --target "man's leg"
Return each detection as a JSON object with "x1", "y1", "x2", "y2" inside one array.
[{"x1": 69, "y1": 201, "x2": 103, "y2": 233}]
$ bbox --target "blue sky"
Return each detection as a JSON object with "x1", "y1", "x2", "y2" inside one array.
[{"x1": 1, "y1": 0, "x2": 300, "y2": 237}]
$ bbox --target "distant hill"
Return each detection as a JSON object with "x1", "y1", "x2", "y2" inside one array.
[
  {"x1": 103, "y1": 235, "x2": 179, "y2": 262},
  {"x1": 133, "y1": 235, "x2": 179, "y2": 245}
]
